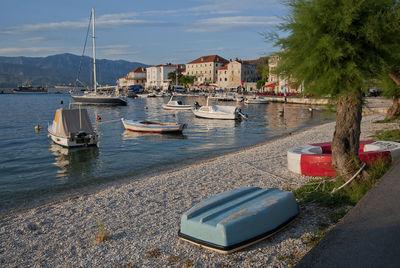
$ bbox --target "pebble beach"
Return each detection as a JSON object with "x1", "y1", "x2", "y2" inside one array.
[{"x1": 0, "y1": 113, "x2": 395, "y2": 267}]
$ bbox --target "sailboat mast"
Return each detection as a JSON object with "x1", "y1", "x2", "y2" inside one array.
[{"x1": 92, "y1": 8, "x2": 97, "y2": 93}]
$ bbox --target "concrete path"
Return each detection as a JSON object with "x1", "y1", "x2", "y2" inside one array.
[{"x1": 296, "y1": 160, "x2": 400, "y2": 268}]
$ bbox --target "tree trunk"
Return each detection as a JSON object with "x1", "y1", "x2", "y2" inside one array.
[
  {"x1": 385, "y1": 95, "x2": 400, "y2": 120},
  {"x1": 332, "y1": 91, "x2": 363, "y2": 179},
  {"x1": 386, "y1": 74, "x2": 400, "y2": 120}
]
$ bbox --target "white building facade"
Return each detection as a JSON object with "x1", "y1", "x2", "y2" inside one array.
[
  {"x1": 145, "y1": 64, "x2": 184, "y2": 90},
  {"x1": 267, "y1": 55, "x2": 301, "y2": 94}
]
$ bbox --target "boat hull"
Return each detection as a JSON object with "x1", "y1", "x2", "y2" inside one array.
[
  {"x1": 162, "y1": 104, "x2": 193, "y2": 110},
  {"x1": 192, "y1": 109, "x2": 238, "y2": 120},
  {"x1": 48, "y1": 129, "x2": 98, "y2": 148},
  {"x1": 71, "y1": 95, "x2": 127, "y2": 106},
  {"x1": 178, "y1": 187, "x2": 299, "y2": 253},
  {"x1": 121, "y1": 118, "x2": 185, "y2": 133},
  {"x1": 244, "y1": 98, "x2": 269, "y2": 104}
]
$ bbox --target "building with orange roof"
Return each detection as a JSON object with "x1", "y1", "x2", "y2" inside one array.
[
  {"x1": 185, "y1": 55, "x2": 229, "y2": 85},
  {"x1": 217, "y1": 59, "x2": 258, "y2": 91},
  {"x1": 118, "y1": 67, "x2": 146, "y2": 89}
]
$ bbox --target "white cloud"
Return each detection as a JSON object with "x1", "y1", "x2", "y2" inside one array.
[
  {"x1": 186, "y1": 16, "x2": 282, "y2": 32},
  {"x1": 19, "y1": 37, "x2": 46, "y2": 43},
  {"x1": 2, "y1": 13, "x2": 168, "y2": 35},
  {"x1": 0, "y1": 47, "x2": 59, "y2": 54}
]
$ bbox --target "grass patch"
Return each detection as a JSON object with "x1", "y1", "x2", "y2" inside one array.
[
  {"x1": 145, "y1": 248, "x2": 161, "y2": 259},
  {"x1": 304, "y1": 229, "x2": 328, "y2": 248},
  {"x1": 373, "y1": 129, "x2": 400, "y2": 142},
  {"x1": 95, "y1": 221, "x2": 108, "y2": 243},
  {"x1": 294, "y1": 158, "x2": 391, "y2": 209},
  {"x1": 184, "y1": 259, "x2": 194, "y2": 267},
  {"x1": 374, "y1": 115, "x2": 400, "y2": 123}
]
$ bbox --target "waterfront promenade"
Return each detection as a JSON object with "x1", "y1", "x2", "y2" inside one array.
[
  {"x1": 297, "y1": 159, "x2": 400, "y2": 268},
  {"x1": 0, "y1": 113, "x2": 395, "y2": 267}
]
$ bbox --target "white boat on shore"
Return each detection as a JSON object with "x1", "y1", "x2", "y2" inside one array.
[
  {"x1": 162, "y1": 96, "x2": 193, "y2": 110},
  {"x1": 48, "y1": 105, "x2": 98, "y2": 148},
  {"x1": 121, "y1": 118, "x2": 185, "y2": 133},
  {"x1": 192, "y1": 98, "x2": 247, "y2": 120}
]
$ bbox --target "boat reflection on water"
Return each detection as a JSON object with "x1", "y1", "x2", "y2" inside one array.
[
  {"x1": 49, "y1": 143, "x2": 99, "y2": 180},
  {"x1": 121, "y1": 130, "x2": 187, "y2": 141}
]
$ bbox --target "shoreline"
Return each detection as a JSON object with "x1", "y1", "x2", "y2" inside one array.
[
  {"x1": 0, "y1": 113, "x2": 394, "y2": 267},
  {"x1": 1, "y1": 116, "x2": 333, "y2": 219}
]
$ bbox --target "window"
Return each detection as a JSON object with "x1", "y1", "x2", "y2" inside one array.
[
  {"x1": 209, "y1": 70, "x2": 211, "y2": 73},
  {"x1": 225, "y1": 78, "x2": 227, "y2": 81}
]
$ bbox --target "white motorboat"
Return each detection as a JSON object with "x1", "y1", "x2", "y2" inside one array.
[
  {"x1": 71, "y1": 8, "x2": 127, "y2": 106},
  {"x1": 192, "y1": 98, "x2": 247, "y2": 120},
  {"x1": 121, "y1": 118, "x2": 185, "y2": 133},
  {"x1": 244, "y1": 96, "x2": 270, "y2": 104},
  {"x1": 162, "y1": 95, "x2": 193, "y2": 110},
  {"x1": 48, "y1": 104, "x2": 98, "y2": 147}
]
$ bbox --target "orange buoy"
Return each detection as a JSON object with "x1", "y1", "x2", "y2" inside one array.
[{"x1": 96, "y1": 115, "x2": 101, "y2": 121}]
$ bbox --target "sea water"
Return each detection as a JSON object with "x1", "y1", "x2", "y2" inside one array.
[{"x1": 0, "y1": 94, "x2": 334, "y2": 215}]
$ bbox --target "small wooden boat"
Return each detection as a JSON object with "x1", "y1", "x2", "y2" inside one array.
[
  {"x1": 244, "y1": 96, "x2": 270, "y2": 104},
  {"x1": 162, "y1": 96, "x2": 193, "y2": 110},
  {"x1": 178, "y1": 187, "x2": 299, "y2": 253},
  {"x1": 121, "y1": 118, "x2": 185, "y2": 133},
  {"x1": 48, "y1": 105, "x2": 98, "y2": 147}
]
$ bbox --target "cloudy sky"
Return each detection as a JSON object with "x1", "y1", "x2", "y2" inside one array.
[{"x1": 0, "y1": 0, "x2": 287, "y2": 65}]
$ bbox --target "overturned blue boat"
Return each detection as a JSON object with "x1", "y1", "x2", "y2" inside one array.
[{"x1": 178, "y1": 187, "x2": 299, "y2": 253}]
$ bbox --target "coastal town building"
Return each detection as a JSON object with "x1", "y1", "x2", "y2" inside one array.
[
  {"x1": 118, "y1": 67, "x2": 146, "y2": 89},
  {"x1": 267, "y1": 55, "x2": 301, "y2": 94},
  {"x1": 145, "y1": 64, "x2": 185, "y2": 90},
  {"x1": 185, "y1": 55, "x2": 229, "y2": 85},
  {"x1": 217, "y1": 59, "x2": 258, "y2": 91}
]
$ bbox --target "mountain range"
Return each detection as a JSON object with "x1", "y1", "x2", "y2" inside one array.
[{"x1": 0, "y1": 53, "x2": 149, "y2": 88}]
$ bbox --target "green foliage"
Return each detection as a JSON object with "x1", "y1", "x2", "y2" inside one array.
[
  {"x1": 256, "y1": 79, "x2": 265, "y2": 89},
  {"x1": 275, "y1": 0, "x2": 400, "y2": 98},
  {"x1": 294, "y1": 158, "x2": 391, "y2": 208},
  {"x1": 374, "y1": 129, "x2": 400, "y2": 142},
  {"x1": 167, "y1": 72, "x2": 195, "y2": 87},
  {"x1": 304, "y1": 229, "x2": 328, "y2": 247},
  {"x1": 375, "y1": 115, "x2": 400, "y2": 124},
  {"x1": 376, "y1": 73, "x2": 400, "y2": 98}
]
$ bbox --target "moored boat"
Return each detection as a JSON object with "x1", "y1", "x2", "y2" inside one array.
[
  {"x1": 162, "y1": 95, "x2": 193, "y2": 110},
  {"x1": 48, "y1": 106, "x2": 98, "y2": 148},
  {"x1": 244, "y1": 96, "x2": 270, "y2": 104},
  {"x1": 70, "y1": 8, "x2": 127, "y2": 106},
  {"x1": 192, "y1": 98, "x2": 247, "y2": 120},
  {"x1": 121, "y1": 118, "x2": 185, "y2": 133},
  {"x1": 178, "y1": 187, "x2": 299, "y2": 253},
  {"x1": 13, "y1": 86, "x2": 47, "y2": 94}
]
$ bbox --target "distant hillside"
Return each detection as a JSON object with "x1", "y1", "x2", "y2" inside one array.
[{"x1": 0, "y1": 53, "x2": 149, "y2": 88}]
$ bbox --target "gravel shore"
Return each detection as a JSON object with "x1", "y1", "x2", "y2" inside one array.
[{"x1": 0, "y1": 113, "x2": 394, "y2": 267}]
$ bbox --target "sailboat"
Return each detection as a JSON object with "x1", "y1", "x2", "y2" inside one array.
[{"x1": 71, "y1": 8, "x2": 127, "y2": 106}]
